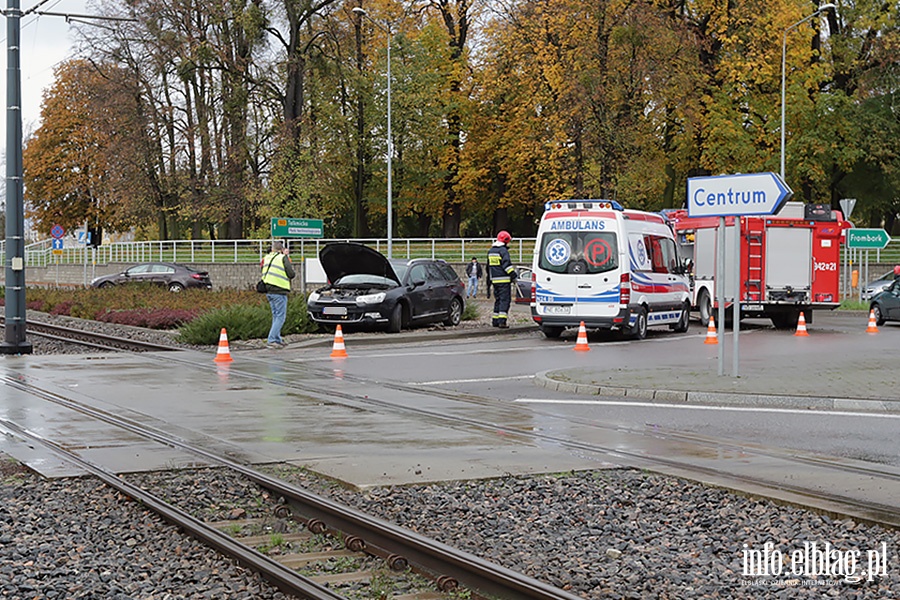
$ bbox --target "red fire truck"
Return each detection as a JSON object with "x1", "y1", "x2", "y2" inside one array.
[{"x1": 663, "y1": 203, "x2": 850, "y2": 329}]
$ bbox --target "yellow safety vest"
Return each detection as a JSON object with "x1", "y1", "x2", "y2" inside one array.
[{"x1": 261, "y1": 253, "x2": 291, "y2": 290}]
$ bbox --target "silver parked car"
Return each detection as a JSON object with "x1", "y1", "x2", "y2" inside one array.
[{"x1": 862, "y1": 270, "x2": 898, "y2": 301}]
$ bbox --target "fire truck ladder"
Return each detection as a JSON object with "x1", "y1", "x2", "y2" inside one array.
[{"x1": 745, "y1": 223, "x2": 765, "y2": 301}]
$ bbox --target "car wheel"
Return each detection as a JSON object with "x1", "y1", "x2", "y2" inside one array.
[
  {"x1": 697, "y1": 289, "x2": 712, "y2": 326},
  {"x1": 98, "y1": 281, "x2": 114, "y2": 289},
  {"x1": 387, "y1": 303, "x2": 403, "y2": 333},
  {"x1": 541, "y1": 325, "x2": 564, "y2": 339},
  {"x1": 443, "y1": 297, "x2": 463, "y2": 326},
  {"x1": 629, "y1": 307, "x2": 648, "y2": 340},
  {"x1": 168, "y1": 282, "x2": 184, "y2": 293},
  {"x1": 872, "y1": 304, "x2": 886, "y2": 326},
  {"x1": 672, "y1": 301, "x2": 690, "y2": 333}
]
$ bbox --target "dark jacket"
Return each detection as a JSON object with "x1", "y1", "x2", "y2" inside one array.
[
  {"x1": 487, "y1": 242, "x2": 516, "y2": 284},
  {"x1": 466, "y1": 261, "x2": 483, "y2": 279}
]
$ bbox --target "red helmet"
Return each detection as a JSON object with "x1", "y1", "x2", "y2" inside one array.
[
  {"x1": 894, "y1": 265, "x2": 900, "y2": 277},
  {"x1": 497, "y1": 230, "x2": 511, "y2": 244}
]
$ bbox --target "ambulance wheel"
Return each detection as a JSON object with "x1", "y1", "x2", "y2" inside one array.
[
  {"x1": 698, "y1": 289, "x2": 712, "y2": 326},
  {"x1": 628, "y1": 307, "x2": 648, "y2": 340},
  {"x1": 672, "y1": 301, "x2": 690, "y2": 333},
  {"x1": 541, "y1": 325, "x2": 564, "y2": 339}
]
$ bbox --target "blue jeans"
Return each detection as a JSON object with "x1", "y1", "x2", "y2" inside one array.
[
  {"x1": 467, "y1": 276, "x2": 479, "y2": 297},
  {"x1": 267, "y1": 293, "x2": 288, "y2": 344}
]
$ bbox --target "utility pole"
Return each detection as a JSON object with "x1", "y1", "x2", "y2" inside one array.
[{"x1": 1, "y1": 0, "x2": 31, "y2": 354}]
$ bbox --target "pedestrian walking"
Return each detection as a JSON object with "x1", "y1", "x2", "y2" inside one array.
[
  {"x1": 465, "y1": 257, "x2": 483, "y2": 298},
  {"x1": 260, "y1": 240, "x2": 296, "y2": 348},
  {"x1": 487, "y1": 231, "x2": 517, "y2": 328}
]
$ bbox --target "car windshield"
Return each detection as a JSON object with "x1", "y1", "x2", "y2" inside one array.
[{"x1": 334, "y1": 274, "x2": 397, "y2": 287}]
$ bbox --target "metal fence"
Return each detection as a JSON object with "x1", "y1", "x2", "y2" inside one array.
[
  {"x1": 4, "y1": 236, "x2": 900, "y2": 269},
  {"x1": 2, "y1": 237, "x2": 537, "y2": 267}
]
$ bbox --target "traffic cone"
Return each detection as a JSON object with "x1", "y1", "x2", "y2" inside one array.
[
  {"x1": 214, "y1": 328, "x2": 233, "y2": 363},
  {"x1": 573, "y1": 321, "x2": 590, "y2": 352},
  {"x1": 794, "y1": 312, "x2": 809, "y2": 337},
  {"x1": 330, "y1": 325, "x2": 348, "y2": 358},
  {"x1": 866, "y1": 310, "x2": 879, "y2": 334},
  {"x1": 704, "y1": 315, "x2": 718, "y2": 345}
]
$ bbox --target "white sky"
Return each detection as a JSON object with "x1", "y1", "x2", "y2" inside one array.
[{"x1": 2, "y1": 0, "x2": 83, "y2": 144}]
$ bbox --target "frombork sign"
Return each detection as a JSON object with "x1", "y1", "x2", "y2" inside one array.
[{"x1": 687, "y1": 172, "x2": 793, "y2": 218}]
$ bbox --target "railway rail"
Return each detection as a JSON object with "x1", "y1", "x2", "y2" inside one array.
[
  {"x1": 0, "y1": 316, "x2": 179, "y2": 352},
  {"x1": 1, "y1": 373, "x2": 583, "y2": 600}
]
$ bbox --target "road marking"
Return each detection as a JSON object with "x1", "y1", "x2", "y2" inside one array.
[
  {"x1": 514, "y1": 398, "x2": 900, "y2": 419},
  {"x1": 415, "y1": 375, "x2": 535, "y2": 385}
]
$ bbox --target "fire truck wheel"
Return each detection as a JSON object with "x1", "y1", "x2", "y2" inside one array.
[{"x1": 697, "y1": 289, "x2": 712, "y2": 326}]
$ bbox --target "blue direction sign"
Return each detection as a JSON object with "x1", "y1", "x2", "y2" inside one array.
[{"x1": 687, "y1": 172, "x2": 793, "y2": 218}]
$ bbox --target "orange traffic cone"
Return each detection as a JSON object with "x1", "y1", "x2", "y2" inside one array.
[
  {"x1": 866, "y1": 310, "x2": 879, "y2": 334},
  {"x1": 214, "y1": 328, "x2": 233, "y2": 363},
  {"x1": 794, "y1": 312, "x2": 809, "y2": 337},
  {"x1": 573, "y1": 321, "x2": 590, "y2": 352},
  {"x1": 704, "y1": 315, "x2": 718, "y2": 345},
  {"x1": 330, "y1": 325, "x2": 348, "y2": 358}
]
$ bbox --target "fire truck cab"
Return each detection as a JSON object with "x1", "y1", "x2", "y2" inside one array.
[{"x1": 664, "y1": 203, "x2": 849, "y2": 329}]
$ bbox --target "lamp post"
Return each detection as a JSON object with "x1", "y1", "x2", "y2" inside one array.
[
  {"x1": 352, "y1": 6, "x2": 392, "y2": 258},
  {"x1": 780, "y1": 3, "x2": 835, "y2": 181}
]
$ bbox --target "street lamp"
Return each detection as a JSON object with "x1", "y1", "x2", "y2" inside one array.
[
  {"x1": 352, "y1": 6, "x2": 392, "y2": 258},
  {"x1": 780, "y1": 3, "x2": 836, "y2": 181}
]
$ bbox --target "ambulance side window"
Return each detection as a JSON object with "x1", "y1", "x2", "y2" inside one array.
[{"x1": 645, "y1": 235, "x2": 678, "y2": 274}]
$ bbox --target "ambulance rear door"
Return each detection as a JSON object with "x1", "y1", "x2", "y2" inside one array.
[{"x1": 534, "y1": 222, "x2": 622, "y2": 320}]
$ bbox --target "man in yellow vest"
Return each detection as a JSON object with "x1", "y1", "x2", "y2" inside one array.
[{"x1": 260, "y1": 240, "x2": 296, "y2": 348}]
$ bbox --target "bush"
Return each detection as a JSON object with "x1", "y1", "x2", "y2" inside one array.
[
  {"x1": 177, "y1": 295, "x2": 317, "y2": 345},
  {"x1": 462, "y1": 300, "x2": 479, "y2": 321}
]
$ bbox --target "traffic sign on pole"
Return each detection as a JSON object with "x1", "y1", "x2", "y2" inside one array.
[
  {"x1": 50, "y1": 224, "x2": 65, "y2": 239},
  {"x1": 270, "y1": 218, "x2": 324, "y2": 238},
  {"x1": 687, "y1": 172, "x2": 793, "y2": 218},
  {"x1": 846, "y1": 229, "x2": 890, "y2": 249}
]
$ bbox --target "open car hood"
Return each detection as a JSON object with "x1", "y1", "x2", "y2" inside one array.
[{"x1": 319, "y1": 242, "x2": 401, "y2": 285}]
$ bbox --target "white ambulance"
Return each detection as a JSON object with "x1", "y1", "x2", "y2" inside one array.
[{"x1": 530, "y1": 200, "x2": 692, "y2": 339}]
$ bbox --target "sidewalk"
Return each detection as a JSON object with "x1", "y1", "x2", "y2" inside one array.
[{"x1": 535, "y1": 314, "x2": 900, "y2": 413}]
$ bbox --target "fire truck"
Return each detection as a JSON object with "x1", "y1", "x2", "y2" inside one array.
[{"x1": 663, "y1": 203, "x2": 850, "y2": 329}]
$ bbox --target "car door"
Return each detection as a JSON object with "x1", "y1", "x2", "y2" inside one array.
[
  {"x1": 405, "y1": 263, "x2": 433, "y2": 320},
  {"x1": 422, "y1": 263, "x2": 451, "y2": 316},
  {"x1": 123, "y1": 264, "x2": 153, "y2": 285},
  {"x1": 886, "y1": 281, "x2": 900, "y2": 320}
]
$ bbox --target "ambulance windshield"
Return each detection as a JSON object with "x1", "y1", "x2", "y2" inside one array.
[{"x1": 539, "y1": 232, "x2": 619, "y2": 274}]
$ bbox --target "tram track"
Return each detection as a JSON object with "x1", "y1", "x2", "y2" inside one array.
[
  {"x1": 1, "y1": 373, "x2": 583, "y2": 600},
  {"x1": 86, "y1": 346, "x2": 900, "y2": 530},
  {"x1": 0, "y1": 316, "x2": 181, "y2": 352}
]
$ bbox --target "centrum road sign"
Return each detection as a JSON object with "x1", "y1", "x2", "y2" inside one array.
[
  {"x1": 687, "y1": 172, "x2": 793, "y2": 218},
  {"x1": 270, "y1": 217, "x2": 324, "y2": 238},
  {"x1": 846, "y1": 228, "x2": 891, "y2": 249}
]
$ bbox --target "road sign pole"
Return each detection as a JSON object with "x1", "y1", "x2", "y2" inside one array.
[
  {"x1": 717, "y1": 217, "x2": 725, "y2": 376},
  {"x1": 733, "y1": 216, "x2": 741, "y2": 377}
]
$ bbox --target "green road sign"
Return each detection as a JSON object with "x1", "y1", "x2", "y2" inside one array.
[
  {"x1": 270, "y1": 217, "x2": 324, "y2": 238},
  {"x1": 846, "y1": 228, "x2": 891, "y2": 249}
]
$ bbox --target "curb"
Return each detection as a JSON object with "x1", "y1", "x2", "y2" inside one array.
[{"x1": 534, "y1": 369, "x2": 900, "y2": 414}]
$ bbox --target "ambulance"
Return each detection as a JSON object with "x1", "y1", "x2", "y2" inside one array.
[{"x1": 529, "y1": 200, "x2": 692, "y2": 339}]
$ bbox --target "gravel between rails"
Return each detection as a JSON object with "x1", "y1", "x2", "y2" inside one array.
[
  {"x1": 4, "y1": 308, "x2": 899, "y2": 598},
  {"x1": 2, "y1": 462, "x2": 898, "y2": 599}
]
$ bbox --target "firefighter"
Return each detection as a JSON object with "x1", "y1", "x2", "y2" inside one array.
[{"x1": 488, "y1": 231, "x2": 517, "y2": 328}]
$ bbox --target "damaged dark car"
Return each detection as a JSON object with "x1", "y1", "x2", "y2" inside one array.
[{"x1": 306, "y1": 242, "x2": 466, "y2": 333}]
